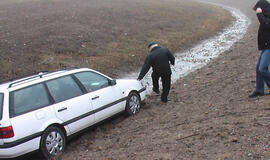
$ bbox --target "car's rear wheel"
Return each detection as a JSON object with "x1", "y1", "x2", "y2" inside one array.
[
  {"x1": 125, "y1": 92, "x2": 141, "y2": 115},
  {"x1": 40, "y1": 126, "x2": 66, "y2": 159}
]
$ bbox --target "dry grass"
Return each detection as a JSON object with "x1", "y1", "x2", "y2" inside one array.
[{"x1": 0, "y1": 0, "x2": 233, "y2": 82}]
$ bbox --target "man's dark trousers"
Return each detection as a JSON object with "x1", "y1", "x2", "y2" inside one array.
[{"x1": 151, "y1": 72, "x2": 171, "y2": 102}]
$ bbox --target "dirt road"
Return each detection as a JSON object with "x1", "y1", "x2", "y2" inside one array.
[{"x1": 50, "y1": 0, "x2": 270, "y2": 160}]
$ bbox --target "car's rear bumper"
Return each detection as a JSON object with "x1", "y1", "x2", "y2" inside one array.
[{"x1": 0, "y1": 137, "x2": 40, "y2": 158}]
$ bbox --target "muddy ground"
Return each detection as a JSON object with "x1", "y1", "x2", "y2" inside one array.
[
  {"x1": 56, "y1": 0, "x2": 270, "y2": 159},
  {"x1": 3, "y1": 0, "x2": 270, "y2": 159},
  {"x1": 55, "y1": 0, "x2": 270, "y2": 159}
]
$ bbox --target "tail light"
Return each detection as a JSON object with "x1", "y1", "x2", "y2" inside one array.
[{"x1": 0, "y1": 126, "x2": 14, "y2": 139}]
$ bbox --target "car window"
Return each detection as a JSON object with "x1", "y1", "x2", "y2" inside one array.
[
  {"x1": 74, "y1": 71, "x2": 109, "y2": 92},
  {"x1": 0, "y1": 93, "x2": 3, "y2": 120},
  {"x1": 46, "y1": 75, "x2": 83, "y2": 103},
  {"x1": 11, "y1": 84, "x2": 50, "y2": 116}
]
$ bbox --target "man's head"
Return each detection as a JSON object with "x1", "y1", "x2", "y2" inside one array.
[
  {"x1": 254, "y1": 0, "x2": 270, "y2": 17},
  {"x1": 148, "y1": 42, "x2": 158, "y2": 52}
]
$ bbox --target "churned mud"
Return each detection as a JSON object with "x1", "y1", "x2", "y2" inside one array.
[{"x1": 4, "y1": 0, "x2": 269, "y2": 159}]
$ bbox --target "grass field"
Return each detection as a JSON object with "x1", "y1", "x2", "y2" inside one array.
[{"x1": 0, "y1": 0, "x2": 233, "y2": 81}]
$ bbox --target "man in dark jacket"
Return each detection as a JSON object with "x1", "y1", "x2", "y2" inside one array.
[
  {"x1": 249, "y1": 0, "x2": 270, "y2": 97},
  {"x1": 137, "y1": 42, "x2": 175, "y2": 102}
]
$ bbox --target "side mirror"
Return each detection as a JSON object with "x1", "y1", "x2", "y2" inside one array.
[{"x1": 109, "y1": 79, "x2": 116, "y2": 86}]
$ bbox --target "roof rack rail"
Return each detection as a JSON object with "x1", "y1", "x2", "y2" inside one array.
[
  {"x1": 7, "y1": 67, "x2": 80, "y2": 88},
  {"x1": 8, "y1": 71, "x2": 49, "y2": 88}
]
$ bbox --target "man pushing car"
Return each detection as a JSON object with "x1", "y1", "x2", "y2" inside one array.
[{"x1": 137, "y1": 42, "x2": 175, "y2": 103}]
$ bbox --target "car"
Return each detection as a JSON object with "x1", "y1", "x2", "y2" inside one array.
[{"x1": 0, "y1": 68, "x2": 146, "y2": 159}]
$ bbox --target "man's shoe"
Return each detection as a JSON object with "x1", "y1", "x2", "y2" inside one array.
[
  {"x1": 161, "y1": 100, "x2": 168, "y2": 103},
  {"x1": 161, "y1": 98, "x2": 168, "y2": 103},
  {"x1": 152, "y1": 88, "x2": 160, "y2": 94},
  {"x1": 249, "y1": 91, "x2": 264, "y2": 98},
  {"x1": 266, "y1": 91, "x2": 270, "y2": 95}
]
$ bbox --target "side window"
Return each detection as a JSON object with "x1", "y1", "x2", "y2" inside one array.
[
  {"x1": 74, "y1": 71, "x2": 109, "y2": 92},
  {"x1": 46, "y1": 75, "x2": 83, "y2": 103},
  {"x1": 0, "y1": 93, "x2": 3, "y2": 120},
  {"x1": 11, "y1": 84, "x2": 50, "y2": 116}
]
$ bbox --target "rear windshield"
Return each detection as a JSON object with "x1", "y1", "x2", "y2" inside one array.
[{"x1": 0, "y1": 93, "x2": 3, "y2": 120}]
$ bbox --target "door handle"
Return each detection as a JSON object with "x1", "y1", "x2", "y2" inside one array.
[
  {"x1": 58, "y1": 107, "x2": 67, "y2": 112},
  {"x1": 92, "y1": 95, "x2": 100, "y2": 100}
]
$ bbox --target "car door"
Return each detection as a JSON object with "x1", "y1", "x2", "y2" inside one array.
[
  {"x1": 74, "y1": 71, "x2": 125, "y2": 123},
  {"x1": 46, "y1": 75, "x2": 94, "y2": 135}
]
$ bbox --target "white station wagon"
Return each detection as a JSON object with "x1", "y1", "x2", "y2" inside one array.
[{"x1": 0, "y1": 68, "x2": 146, "y2": 159}]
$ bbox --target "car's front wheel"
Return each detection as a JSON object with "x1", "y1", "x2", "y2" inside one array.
[
  {"x1": 40, "y1": 126, "x2": 66, "y2": 159},
  {"x1": 125, "y1": 92, "x2": 141, "y2": 115}
]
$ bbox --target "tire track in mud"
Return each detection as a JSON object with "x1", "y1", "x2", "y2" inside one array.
[{"x1": 123, "y1": 3, "x2": 250, "y2": 95}]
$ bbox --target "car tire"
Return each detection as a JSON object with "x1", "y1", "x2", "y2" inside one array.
[
  {"x1": 40, "y1": 126, "x2": 66, "y2": 159},
  {"x1": 125, "y1": 92, "x2": 141, "y2": 115}
]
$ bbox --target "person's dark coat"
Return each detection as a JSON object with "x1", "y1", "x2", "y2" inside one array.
[
  {"x1": 254, "y1": 0, "x2": 270, "y2": 50},
  {"x1": 138, "y1": 46, "x2": 175, "y2": 80}
]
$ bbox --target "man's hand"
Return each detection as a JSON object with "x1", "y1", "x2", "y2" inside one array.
[{"x1": 256, "y1": 7, "x2": 262, "y2": 13}]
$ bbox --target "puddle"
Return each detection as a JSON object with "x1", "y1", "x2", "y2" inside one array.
[{"x1": 122, "y1": 3, "x2": 250, "y2": 95}]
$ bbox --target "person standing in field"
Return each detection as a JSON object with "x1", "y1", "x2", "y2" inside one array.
[
  {"x1": 249, "y1": 0, "x2": 270, "y2": 97},
  {"x1": 137, "y1": 42, "x2": 175, "y2": 103}
]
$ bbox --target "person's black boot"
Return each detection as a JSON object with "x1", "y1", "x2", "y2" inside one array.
[
  {"x1": 152, "y1": 88, "x2": 160, "y2": 94},
  {"x1": 161, "y1": 97, "x2": 168, "y2": 103},
  {"x1": 249, "y1": 91, "x2": 264, "y2": 98}
]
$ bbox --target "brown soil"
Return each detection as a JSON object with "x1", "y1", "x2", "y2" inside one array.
[
  {"x1": 0, "y1": 0, "x2": 232, "y2": 82},
  {"x1": 3, "y1": 0, "x2": 268, "y2": 160}
]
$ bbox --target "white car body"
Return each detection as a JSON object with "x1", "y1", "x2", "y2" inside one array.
[{"x1": 0, "y1": 68, "x2": 146, "y2": 158}]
